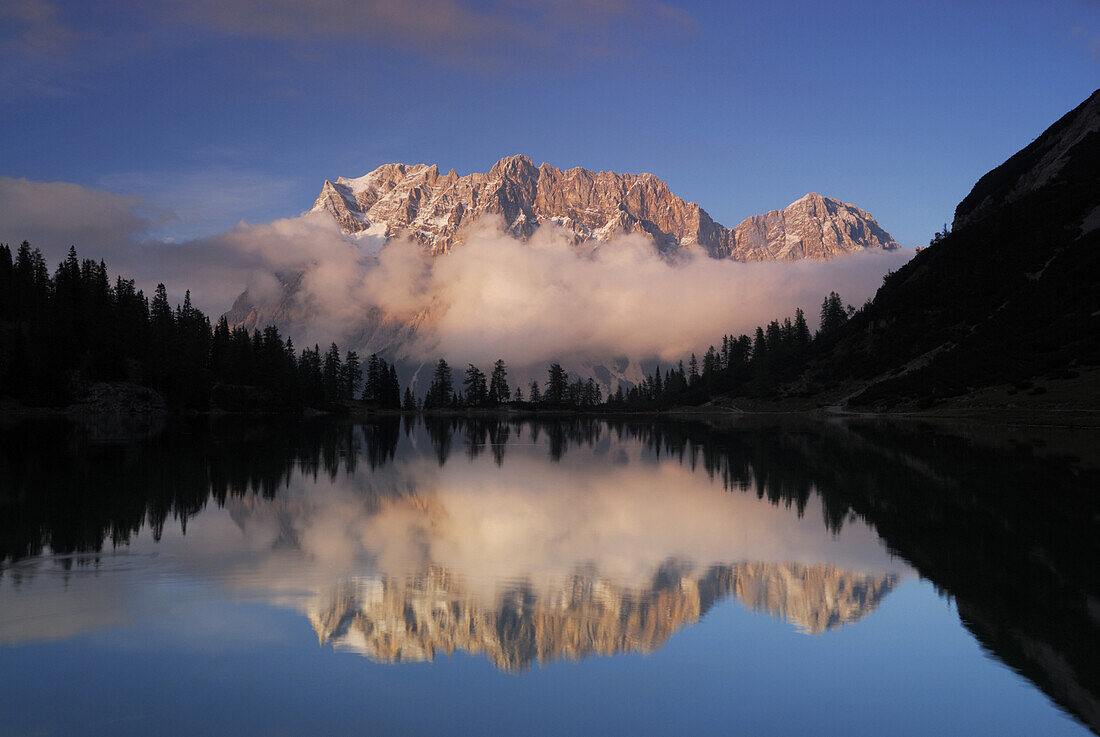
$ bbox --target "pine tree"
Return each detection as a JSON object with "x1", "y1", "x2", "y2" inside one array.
[
  {"x1": 385, "y1": 364, "x2": 401, "y2": 409},
  {"x1": 752, "y1": 327, "x2": 767, "y2": 363},
  {"x1": 464, "y1": 364, "x2": 488, "y2": 406},
  {"x1": 211, "y1": 316, "x2": 231, "y2": 373},
  {"x1": 584, "y1": 378, "x2": 601, "y2": 406},
  {"x1": 147, "y1": 283, "x2": 176, "y2": 390},
  {"x1": 425, "y1": 358, "x2": 454, "y2": 409},
  {"x1": 363, "y1": 353, "x2": 381, "y2": 402},
  {"x1": 322, "y1": 343, "x2": 342, "y2": 402},
  {"x1": 766, "y1": 321, "x2": 783, "y2": 352},
  {"x1": 544, "y1": 363, "x2": 567, "y2": 406},
  {"x1": 488, "y1": 359, "x2": 510, "y2": 404},
  {"x1": 150, "y1": 283, "x2": 173, "y2": 330},
  {"x1": 342, "y1": 351, "x2": 362, "y2": 400},
  {"x1": 793, "y1": 307, "x2": 811, "y2": 348},
  {"x1": 703, "y1": 346, "x2": 717, "y2": 378},
  {"x1": 819, "y1": 291, "x2": 848, "y2": 336}
]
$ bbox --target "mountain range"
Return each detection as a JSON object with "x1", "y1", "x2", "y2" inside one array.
[
  {"x1": 227, "y1": 158, "x2": 899, "y2": 383},
  {"x1": 310, "y1": 154, "x2": 898, "y2": 259},
  {"x1": 227, "y1": 87, "x2": 1100, "y2": 409}
]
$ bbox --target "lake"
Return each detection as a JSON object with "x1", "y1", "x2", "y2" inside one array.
[{"x1": 1, "y1": 415, "x2": 1097, "y2": 736}]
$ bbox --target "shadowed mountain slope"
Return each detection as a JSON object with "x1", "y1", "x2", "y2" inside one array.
[{"x1": 807, "y1": 88, "x2": 1100, "y2": 406}]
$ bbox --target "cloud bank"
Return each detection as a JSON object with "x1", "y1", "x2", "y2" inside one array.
[
  {"x1": 0, "y1": 177, "x2": 150, "y2": 253},
  {"x1": 228, "y1": 214, "x2": 914, "y2": 368},
  {"x1": 0, "y1": 177, "x2": 260, "y2": 308},
  {"x1": 387, "y1": 219, "x2": 913, "y2": 366},
  {"x1": 1, "y1": 176, "x2": 914, "y2": 372}
]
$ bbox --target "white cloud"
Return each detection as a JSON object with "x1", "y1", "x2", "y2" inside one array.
[
  {"x1": 0, "y1": 177, "x2": 261, "y2": 310},
  {"x1": 225, "y1": 212, "x2": 912, "y2": 368},
  {"x1": 0, "y1": 175, "x2": 913, "y2": 371}
]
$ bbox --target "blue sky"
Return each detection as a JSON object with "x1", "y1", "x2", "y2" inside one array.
[{"x1": 1, "y1": 0, "x2": 1098, "y2": 247}]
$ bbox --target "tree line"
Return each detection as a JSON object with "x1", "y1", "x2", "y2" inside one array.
[
  {"x1": 0, "y1": 242, "x2": 402, "y2": 411},
  {"x1": 604, "y1": 292, "x2": 856, "y2": 409},
  {"x1": 1, "y1": 240, "x2": 857, "y2": 412},
  {"x1": 420, "y1": 358, "x2": 603, "y2": 410}
]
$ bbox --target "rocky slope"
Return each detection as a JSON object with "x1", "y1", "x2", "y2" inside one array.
[
  {"x1": 311, "y1": 155, "x2": 899, "y2": 259},
  {"x1": 307, "y1": 562, "x2": 899, "y2": 671},
  {"x1": 952, "y1": 90, "x2": 1100, "y2": 231}
]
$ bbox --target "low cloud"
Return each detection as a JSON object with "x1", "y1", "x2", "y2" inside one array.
[
  {"x1": 1, "y1": 176, "x2": 913, "y2": 372},
  {"x1": 219, "y1": 213, "x2": 913, "y2": 369},
  {"x1": 397, "y1": 220, "x2": 911, "y2": 366},
  {"x1": 0, "y1": 177, "x2": 260, "y2": 308},
  {"x1": 0, "y1": 177, "x2": 151, "y2": 258}
]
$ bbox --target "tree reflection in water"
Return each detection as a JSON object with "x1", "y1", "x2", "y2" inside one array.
[{"x1": 0, "y1": 414, "x2": 1096, "y2": 731}]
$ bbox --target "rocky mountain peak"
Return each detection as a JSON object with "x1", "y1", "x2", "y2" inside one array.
[
  {"x1": 489, "y1": 153, "x2": 537, "y2": 180},
  {"x1": 309, "y1": 156, "x2": 899, "y2": 259},
  {"x1": 726, "y1": 192, "x2": 897, "y2": 261}
]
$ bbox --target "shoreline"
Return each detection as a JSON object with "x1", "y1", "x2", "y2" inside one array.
[{"x1": 4, "y1": 401, "x2": 1099, "y2": 430}]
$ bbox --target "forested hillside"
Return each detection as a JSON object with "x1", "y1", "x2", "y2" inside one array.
[{"x1": 0, "y1": 243, "x2": 381, "y2": 411}]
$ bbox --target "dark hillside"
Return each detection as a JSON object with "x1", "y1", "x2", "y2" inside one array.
[{"x1": 810, "y1": 89, "x2": 1100, "y2": 407}]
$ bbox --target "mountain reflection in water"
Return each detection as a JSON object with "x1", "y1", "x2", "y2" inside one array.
[
  {"x1": 308, "y1": 562, "x2": 897, "y2": 670},
  {"x1": 0, "y1": 415, "x2": 1098, "y2": 734}
]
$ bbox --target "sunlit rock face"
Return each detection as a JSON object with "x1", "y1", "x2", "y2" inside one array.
[
  {"x1": 312, "y1": 155, "x2": 898, "y2": 260},
  {"x1": 307, "y1": 562, "x2": 899, "y2": 670},
  {"x1": 730, "y1": 193, "x2": 898, "y2": 261}
]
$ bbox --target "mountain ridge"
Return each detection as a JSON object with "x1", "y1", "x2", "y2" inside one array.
[
  {"x1": 311, "y1": 154, "x2": 899, "y2": 260},
  {"x1": 807, "y1": 87, "x2": 1100, "y2": 408}
]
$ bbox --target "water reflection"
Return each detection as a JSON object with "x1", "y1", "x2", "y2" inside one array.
[
  {"x1": 0, "y1": 415, "x2": 1097, "y2": 733},
  {"x1": 308, "y1": 563, "x2": 898, "y2": 670}
]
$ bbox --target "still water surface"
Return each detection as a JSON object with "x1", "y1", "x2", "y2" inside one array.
[{"x1": 0, "y1": 416, "x2": 1097, "y2": 736}]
